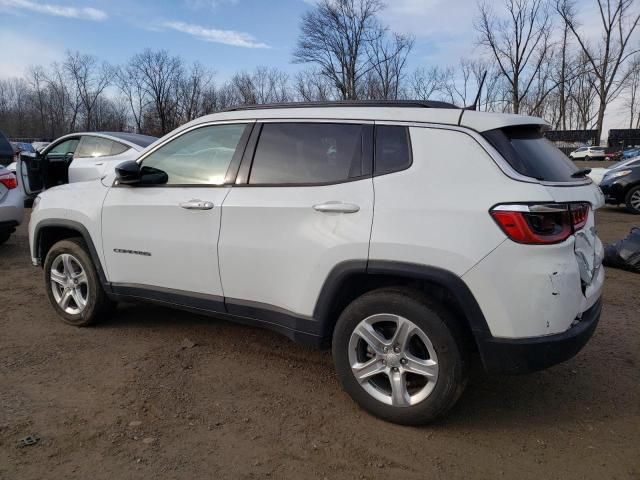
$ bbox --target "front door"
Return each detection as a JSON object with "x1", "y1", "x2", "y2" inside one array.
[{"x1": 101, "y1": 122, "x2": 252, "y2": 305}]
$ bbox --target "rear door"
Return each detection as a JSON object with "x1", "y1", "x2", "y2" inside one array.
[
  {"x1": 218, "y1": 121, "x2": 374, "y2": 319},
  {"x1": 69, "y1": 136, "x2": 119, "y2": 183}
]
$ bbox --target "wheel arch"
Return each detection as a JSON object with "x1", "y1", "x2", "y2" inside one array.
[
  {"x1": 34, "y1": 219, "x2": 110, "y2": 289},
  {"x1": 314, "y1": 260, "x2": 491, "y2": 350}
]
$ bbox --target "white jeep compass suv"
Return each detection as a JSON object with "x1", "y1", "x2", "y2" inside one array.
[{"x1": 29, "y1": 101, "x2": 605, "y2": 425}]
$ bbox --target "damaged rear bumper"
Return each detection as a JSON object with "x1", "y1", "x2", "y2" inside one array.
[{"x1": 477, "y1": 297, "x2": 602, "y2": 374}]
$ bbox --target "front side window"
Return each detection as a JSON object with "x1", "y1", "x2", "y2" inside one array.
[
  {"x1": 48, "y1": 139, "x2": 80, "y2": 156},
  {"x1": 375, "y1": 125, "x2": 412, "y2": 175},
  {"x1": 249, "y1": 123, "x2": 365, "y2": 185},
  {"x1": 142, "y1": 124, "x2": 248, "y2": 185},
  {"x1": 76, "y1": 137, "x2": 114, "y2": 158}
]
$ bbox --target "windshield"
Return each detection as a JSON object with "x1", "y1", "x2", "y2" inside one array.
[{"x1": 483, "y1": 126, "x2": 581, "y2": 182}]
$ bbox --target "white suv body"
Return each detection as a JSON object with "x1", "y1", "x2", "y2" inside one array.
[
  {"x1": 28, "y1": 102, "x2": 604, "y2": 424},
  {"x1": 569, "y1": 146, "x2": 606, "y2": 160}
]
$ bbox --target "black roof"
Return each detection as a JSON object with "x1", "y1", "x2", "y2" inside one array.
[
  {"x1": 224, "y1": 100, "x2": 458, "y2": 112},
  {"x1": 101, "y1": 132, "x2": 158, "y2": 148}
]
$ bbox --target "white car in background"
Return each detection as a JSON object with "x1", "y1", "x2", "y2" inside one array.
[
  {"x1": 18, "y1": 132, "x2": 157, "y2": 201},
  {"x1": 588, "y1": 157, "x2": 640, "y2": 185},
  {"x1": 569, "y1": 146, "x2": 606, "y2": 160},
  {"x1": 0, "y1": 165, "x2": 24, "y2": 245}
]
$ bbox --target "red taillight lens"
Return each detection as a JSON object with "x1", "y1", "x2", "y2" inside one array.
[
  {"x1": 491, "y1": 203, "x2": 590, "y2": 245},
  {"x1": 570, "y1": 203, "x2": 589, "y2": 231},
  {"x1": 0, "y1": 172, "x2": 18, "y2": 190}
]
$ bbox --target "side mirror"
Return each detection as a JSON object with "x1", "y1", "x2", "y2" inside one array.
[{"x1": 115, "y1": 160, "x2": 141, "y2": 184}]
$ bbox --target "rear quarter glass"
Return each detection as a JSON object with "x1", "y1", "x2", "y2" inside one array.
[{"x1": 483, "y1": 126, "x2": 581, "y2": 182}]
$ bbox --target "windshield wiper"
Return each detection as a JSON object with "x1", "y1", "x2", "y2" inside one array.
[{"x1": 571, "y1": 168, "x2": 591, "y2": 178}]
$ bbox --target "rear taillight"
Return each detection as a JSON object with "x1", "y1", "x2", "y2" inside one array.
[
  {"x1": 490, "y1": 203, "x2": 590, "y2": 245},
  {"x1": 0, "y1": 171, "x2": 18, "y2": 190}
]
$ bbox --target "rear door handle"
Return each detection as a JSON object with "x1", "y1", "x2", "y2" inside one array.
[
  {"x1": 180, "y1": 200, "x2": 214, "y2": 210},
  {"x1": 313, "y1": 202, "x2": 360, "y2": 214}
]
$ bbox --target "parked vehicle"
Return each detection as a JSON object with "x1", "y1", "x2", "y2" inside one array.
[
  {"x1": 587, "y1": 156, "x2": 640, "y2": 185},
  {"x1": 569, "y1": 146, "x2": 606, "y2": 160},
  {"x1": 12, "y1": 142, "x2": 36, "y2": 156},
  {"x1": 600, "y1": 164, "x2": 640, "y2": 214},
  {"x1": 31, "y1": 141, "x2": 51, "y2": 152},
  {"x1": 604, "y1": 150, "x2": 622, "y2": 161},
  {"x1": 0, "y1": 131, "x2": 14, "y2": 167},
  {"x1": 622, "y1": 147, "x2": 640, "y2": 159},
  {"x1": 18, "y1": 132, "x2": 157, "y2": 201},
  {"x1": 29, "y1": 101, "x2": 605, "y2": 425},
  {"x1": 0, "y1": 166, "x2": 24, "y2": 244}
]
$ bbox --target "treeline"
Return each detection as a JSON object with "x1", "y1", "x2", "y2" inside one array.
[{"x1": 1, "y1": 0, "x2": 639, "y2": 140}]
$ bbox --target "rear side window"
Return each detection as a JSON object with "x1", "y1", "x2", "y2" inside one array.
[
  {"x1": 76, "y1": 137, "x2": 114, "y2": 158},
  {"x1": 110, "y1": 142, "x2": 130, "y2": 156},
  {"x1": 483, "y1": 126, "x2": 580, "y2": 182},
  {"x1": 249, "y1": 123, "x2": 365, "y2": 185},
  {"x1": 375, "y1": 125, "x2": 412, "y2": 175}
]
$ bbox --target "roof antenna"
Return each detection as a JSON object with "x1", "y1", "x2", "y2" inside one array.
[{"x1": 466, "y1": 71, "x2": 487, "y2": 111}]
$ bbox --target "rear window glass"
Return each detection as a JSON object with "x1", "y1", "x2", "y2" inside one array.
[
  {"x1": 110, "y1": 142, "x2": 130, "y2": 156},
  {"x1": 483, "y1": 126, "x2": 581, "y2": 182}
]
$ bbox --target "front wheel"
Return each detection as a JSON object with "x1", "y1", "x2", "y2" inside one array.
[
  {"x1": 44, "y1": 238, "x2": 115, "y2": 326},
  {"x1": 332, "y1": 288, "x2": 467, "y2": 425},
  {"x1": 584, "y1": 156, "x2": 591, "y2": 161},
  {"x1": 625, "y1": 185, "x2": 640, "y2": 214}
]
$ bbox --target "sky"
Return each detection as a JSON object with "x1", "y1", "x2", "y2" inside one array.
[{"x1": 0, "y1": 0, "x2": 635, "y2": 132}]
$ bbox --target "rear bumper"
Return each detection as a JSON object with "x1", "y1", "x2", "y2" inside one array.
[{"x1": 477, "y1": 297, "x2": 602, "y2": 374}]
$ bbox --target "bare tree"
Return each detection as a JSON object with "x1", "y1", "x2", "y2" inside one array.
[
  {"x1": 557, "y1": 0, "x2": 640, "y2": 141},
  {"x1": 624, "y1": 55, "x2": 640, "y2": 128},
  {"x1": 367, "y1": 33, "x2": 414, "y2": 99},
  {"x1": 130, "y1": 49, "x2": 184, "y2": 135},
  {"x1": 293, "y1": 0, "x2": 386, "y2": 99},
  {"x1": 64, "y1": 51, "x2": 113, "y2": 131},
  {"x1": 411, "y1": 66, "x2": 448, "y2": 101},
  {"x1": 294, "y1": 69, "x2": 334, "y2": 101},
  {"x1": 476, "y1": 0, "x2": 554, "y2": 114}
]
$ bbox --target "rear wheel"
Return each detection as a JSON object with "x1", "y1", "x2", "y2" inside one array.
[
  {"x1": 44, "y1": 238, "x2": 115, "y2": 326},
  {"x1": 584, "y1": 155, "x2": 591, "y2": 161},
  {"x1": 625, "y1": 185, "x2": 640, "y2": 214},
  {"x1": 0, "y1": 231, "x2": 10, "y2": 245},
  {"x1": 332, "y1": 288, "x2": 467, "y2": 425}
]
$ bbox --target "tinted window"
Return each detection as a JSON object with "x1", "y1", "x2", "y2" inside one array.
[
  {"x1": 142, "y1": 124, "x2": 247, "y2": 185},
  {"x1": 76, "y1": 137, "x2": 114, "y2": 158},
  {"x1": 249, "y1": 123, "x2": 364, "y2": 184},
  {"x1": 484, "y1": 127, "x2": 580, "y2": 182},
  {"x1": 48, "y1": 139, "x2": 80, "y2": 156},
  {"x1": 375, "y1": 125, "x2": 412, "y2": 175},
  {"x1": 110, "y1": 142, "x2": 130, "y2": 156}
]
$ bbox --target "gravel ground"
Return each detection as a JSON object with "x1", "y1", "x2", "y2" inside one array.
[{"x1": 1, "y1": 168, "x2": 639, "y2": 479}]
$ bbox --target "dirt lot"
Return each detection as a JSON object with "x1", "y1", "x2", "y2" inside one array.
[{"x1": 1, "y1": 168, "x2": 639, "y2": 479}]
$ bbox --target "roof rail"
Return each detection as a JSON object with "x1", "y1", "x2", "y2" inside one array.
[{"x1": 223, "y1": 100, "x2": 459, "y2": 112}]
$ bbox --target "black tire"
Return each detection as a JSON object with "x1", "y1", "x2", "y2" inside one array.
[
  {"x1": 43, "y1": 238, "x2": 115, "y2": 326},
  {"x1": 0, "y1": 231, "x2": 10, "y2": 245},
  {"x1": 625, "y1": 185, "x2": 640, "y2": 214},
  {"x1": 584, "y1": 156, "x2": 591, "y2": 161},
  {"x1": 332, "y1": 287, "x2": 468, "y2": 425}
]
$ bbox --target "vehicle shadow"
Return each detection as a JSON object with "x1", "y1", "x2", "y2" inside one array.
[{"x1": 100, "y1": 302, "x2": 631, "y2": 432}]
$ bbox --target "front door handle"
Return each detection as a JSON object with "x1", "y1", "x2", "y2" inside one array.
[
  {"x1": 313, "y1": 202, "x2": 360, "y2": 214},
  {"x1": 94, "y1": 162, "x2": 104, "y2": 166},
  {"x1": 180, "y1": 199, "x2": 214, "y2": 210}
]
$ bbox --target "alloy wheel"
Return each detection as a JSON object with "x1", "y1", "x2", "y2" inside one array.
[
  {"x1": 630, "y1": 189, "x2": 640, "y2": 211},
  {"x1": 50, "y1": 253, "x2": 89, "y2": 315},
  {"x1": 348, "y1": 314, "x2": 439, "y2": 407}
]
